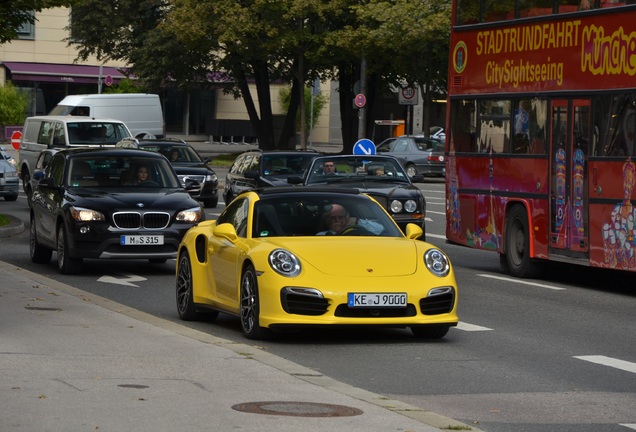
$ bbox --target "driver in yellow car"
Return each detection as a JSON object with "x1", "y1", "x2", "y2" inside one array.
[{"x1": 317, "y1": 204, "x2": 384, "y2": 235}]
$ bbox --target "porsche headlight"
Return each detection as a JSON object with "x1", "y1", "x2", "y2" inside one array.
[
  {"x1": 404, "y1": 199, "x2": 417, "y2": 213},
  {"x1": 390, "y1": 200, "x2": 403, "y2": 213},
  {"x1": 69, "y1": 206, "x2": 105, "y2": 222},
  {"x1": 424, "y1": 248, "x2": 450, "y2": 277},
  {"x1": 176, "y1": 207, "x2": 203, "y2": 223},
  {"x1": 269, "y1": 249, "x2": 301, "y2": 277}
]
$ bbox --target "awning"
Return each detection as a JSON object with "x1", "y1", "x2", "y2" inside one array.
[{"x1": 2, "y1": 61, "x2": 129, "y2": 84}]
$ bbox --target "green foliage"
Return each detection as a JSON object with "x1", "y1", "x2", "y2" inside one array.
[
  {"x1": 279, "y1": 86, "x2": 326, "y2": 135},
  {"x1": 104, "y1": 78, "x2": 146, "y2": 94},
  {"x1": 0, "y1": 0, "x2": 72, "y2": 44},
  {"x1": 0, "y1": 82, "x2": 28, "y2": 126}
]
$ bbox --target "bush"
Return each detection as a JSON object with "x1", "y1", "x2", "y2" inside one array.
[{"x1": 0, "y1": 82, "x2": 28, "y2": 127}]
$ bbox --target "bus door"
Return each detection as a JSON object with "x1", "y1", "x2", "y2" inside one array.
[{"x1": 549, "y1": 99, "x2": 590, "y2": 257}]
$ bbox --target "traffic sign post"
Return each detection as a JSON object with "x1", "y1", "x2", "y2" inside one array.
[
  {"x1": 353, "y1": 138, "x2": 376, "y2": 155},
  {"x1": 10, "y1": 130, "x2": 22, "y2": 151}
]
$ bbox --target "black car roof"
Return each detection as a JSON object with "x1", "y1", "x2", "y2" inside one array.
[
  {"x1": 59, "y1": 147, "x2": 169, "y2": 159},
  {"x1": 257, "y1": 186, "x2": 360, "y2": 197}
]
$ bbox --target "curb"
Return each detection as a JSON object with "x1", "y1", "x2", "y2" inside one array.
[{"x1": 0, "y1": 213, "x2": 25, "y2": 238}]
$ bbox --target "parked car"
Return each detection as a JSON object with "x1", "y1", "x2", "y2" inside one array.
[
  {"x1": 0, "y1": 146, "x2": 17, "y2": 168},
  {"x1": 175, "y1": 187, "x2": 458, "y2": 340},
  {"x1": 29, "y1": 147, "x2": 204, "y2": 274},
  {"x1": 377, "y1": 135, "x2": 446, "y2": 178},
  {"x1": 290, "y1": 154, "x2": 427, "y2": 239},
  {"x1": 0, "y1": 158, "x2": 19, "y2": 201},
  {"x1": 125, "y1": 138, "x2": 219, "y2": 208},
  {"x1": 25, "y1": 148, "x2": 59, "y2": 205},
  {"x1": 223, "y1": 149, "x2": 321, "y2": 205}
]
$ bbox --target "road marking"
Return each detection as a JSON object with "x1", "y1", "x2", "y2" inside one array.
[
  {"x1": 427, "y1": 210, "x2": 445, "y2": 215},
  {"x1": 478, "y1": 274, "x2": 567, "y2": 290},
  {"x1": 456, "y1": 321, "x2": 493, "y2": 331},
  {"x1": 426, "y1": 233, "x2": 446, "y2": 240},
  {"x1": 97, "y1": 274, "x2": 147, "y2": 287},
  {"x1": 620, "y1": 424, "x2": 636, "y2": 430},
  {"x1": 574, "y1": 355, "x2": 636, "y2": 374}
]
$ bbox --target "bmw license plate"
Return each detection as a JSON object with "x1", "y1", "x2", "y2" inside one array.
[
  {"x1": 120, "y1": 235, "x2": 164, "y2": 245},
  {"x1": 348, "y1": 292, "x2": 407, "y2": 308}
]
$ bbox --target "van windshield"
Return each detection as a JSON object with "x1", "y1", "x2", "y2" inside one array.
[{"x1": 64, "y1": 122, "x2": 132, "y2": 146}]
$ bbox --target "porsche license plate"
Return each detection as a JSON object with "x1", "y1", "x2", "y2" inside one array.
[
  {"x1": 120, "y1": 235, "x2": 164, "y2": 245},
  {"x1": 348, "y1": 292, "x2": 407, "y2": 308}
]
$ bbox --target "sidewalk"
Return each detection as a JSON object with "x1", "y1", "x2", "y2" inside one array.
[{"x1": 0, "y1": 261, "x2": 480, "y2": 432}]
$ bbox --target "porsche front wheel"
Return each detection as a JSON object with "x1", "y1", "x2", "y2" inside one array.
[{"x1": 240, "y1": 264, "x2": 271, "y2": 340}]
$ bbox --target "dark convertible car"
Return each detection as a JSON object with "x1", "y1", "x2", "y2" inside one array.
[
  {"x1": 293, "y1": 154, "x2": 427, "y2": 239},
  {"x1": 29, "y1": 147, "x2": 205, "y2": 274}
]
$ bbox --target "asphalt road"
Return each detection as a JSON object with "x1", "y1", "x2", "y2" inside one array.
[{"x1": 0, "y1": 176, "x2": 635, "y2": 432}]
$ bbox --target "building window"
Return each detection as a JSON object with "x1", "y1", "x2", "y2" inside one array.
[{"x1": 16, "y1": 11, "x2": 35, "y2": 39}]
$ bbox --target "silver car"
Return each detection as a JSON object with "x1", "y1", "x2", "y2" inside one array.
[
  {"x1": 0, "y1": 158, "x2": 19, "y2": 201},
  {"x1": 377, "y1": 135, "x2": 446, "y2": 178}
]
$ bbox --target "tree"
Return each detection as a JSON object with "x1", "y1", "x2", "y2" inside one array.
[
  {"x1": 0, "y1": 1, "x2": 72, "y2": 45},
  {"x1": 279, "y1": 85, "x2": 327, "y2": 145},
  {"x1": 67, "y1": 0, "x2": 451, "y2": 151}
]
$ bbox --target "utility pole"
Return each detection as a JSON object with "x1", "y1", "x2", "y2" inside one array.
[{"x1": 357, "y1": 55, "x2": 367, "y2": 140}]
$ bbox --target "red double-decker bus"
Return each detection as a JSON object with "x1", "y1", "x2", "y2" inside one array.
[{"x1": 446, "y1": 0, "x2": 636, "y2": 277}]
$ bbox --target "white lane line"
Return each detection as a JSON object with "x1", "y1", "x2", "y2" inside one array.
[
  {"x1": 620, "y1": 424, "x2": 636, "y2": 430},
  {"x1": 456, "y1": 322, "x2": 493, "y2": 331},
  {"x1": 478, "y1": 273, "x2": 567, "y2": 291},
  {"x1": 574, "y1": 355, "x2": 636, "y2": 374},
  {"x1": 427, "y1": 210, "x2": 445, "y2": 215},
  {"x1": 426, "y1": 233, "x2": 447, "y2": 240}
]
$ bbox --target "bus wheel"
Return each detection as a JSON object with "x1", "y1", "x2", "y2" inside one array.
[{"x1": 504, "y1": 205, "x2": 543, "y2": 278}]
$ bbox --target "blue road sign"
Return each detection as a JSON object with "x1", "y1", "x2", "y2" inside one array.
[{"x1": 353, "y1": 138, "x2": 376, "y2": 155}]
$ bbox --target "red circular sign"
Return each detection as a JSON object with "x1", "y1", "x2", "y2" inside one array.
[
  {"x1": 10, "y1": 130, "x2": 22, "y2": 150},
  {"x1": 354, "y1": 93, "x2": 366, "y2": 108}
]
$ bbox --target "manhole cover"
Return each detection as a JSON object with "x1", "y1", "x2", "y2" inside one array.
[{"x1": 232, "y1": 401, "x2": 363, "y2": 417}]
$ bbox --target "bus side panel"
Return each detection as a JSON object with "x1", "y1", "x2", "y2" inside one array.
[
  {"x1": 588, "y1": 159, "x2": 636, "y2": 271},
  {"x1": 447, "y1": 154, "x2": 549, "y2": 256}
]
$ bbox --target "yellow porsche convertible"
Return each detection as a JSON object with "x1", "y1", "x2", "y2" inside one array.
[{"x1": 176, "y1": 187, "x2": 458, "y2": 340}]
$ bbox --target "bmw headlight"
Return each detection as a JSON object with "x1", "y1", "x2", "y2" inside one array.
[
  {"x1": 424, "y1": 248, "x2": 450, "y2": 277},
  {"x1": 69, "y1": 206, "x2": 105, "y2": 222},
  {"x1": 390, "y1": 200, "x2": 403, "y2": 213},
  {"x1": 176, "y1": 207, "x2": 203, "y2": 222},
  {"x1": 404, "y1": 199, "x2": 417, "y2": 213},
  {"x1": 269, "y1": 249, "x2": 301, "y2": 277}
]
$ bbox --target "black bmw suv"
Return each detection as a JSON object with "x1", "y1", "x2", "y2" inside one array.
[
  {"x1": 130, "y1": 138, "x2": 219, "y2": 208},
  {"x1": 29, "y1": 147, "x2": 205, "y2": 274}
]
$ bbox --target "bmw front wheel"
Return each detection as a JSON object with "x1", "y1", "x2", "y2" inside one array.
[{"x1": 240, "y1": 264, "x2": 271, "y2": 340}]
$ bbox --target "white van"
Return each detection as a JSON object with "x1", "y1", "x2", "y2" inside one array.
[
  {"x1": 19, "y1": 116, "x2": 132, "y2": 189},
  {"x1": 49, "y1": 93, "x2": 164, "y2": 139}
]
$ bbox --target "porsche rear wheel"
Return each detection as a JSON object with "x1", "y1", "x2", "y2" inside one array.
[
  {"x1": 57, "y1": 225, "x2": 82, "y2": 275},
  {"x1": 410, "y1": 325, "x2": 450, "y2": 339},
  {"x1": 240, "y1": 264, "x2": 271, "y2": 340}
]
